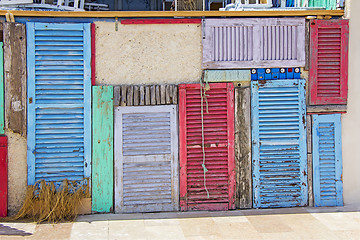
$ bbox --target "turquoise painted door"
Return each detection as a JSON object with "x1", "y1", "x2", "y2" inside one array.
[
  {"x1": 312, "y1": 114, "x2": 343, "y2": 207},
  {"x1": 26, "y1": 22, "x2": 91, "y2": 186},
  {"x1": 251, "y1": 79, "x2": 307, "y2": 208}
]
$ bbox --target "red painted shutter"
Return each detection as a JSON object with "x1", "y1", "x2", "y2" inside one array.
[
  {"x1": 179, "y1": 83, "x2": 235, "y2": 211},
  {"x1": 310, "y1": 19, "x2": 349, "y2": 105}
]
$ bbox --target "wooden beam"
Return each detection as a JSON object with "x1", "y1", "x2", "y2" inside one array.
[
  {"x1": 307, "y1": 105, "x2": 347, "y2": 113},
  {"x1": 0, "y1": 10, "x2": 344, "y2": 18},
  {"x1": 235, "y1": 87, "x2": 252, "y2": 209},
  {"x1": 4, "y1": 23, "x2": 27, "y2": 137},
  {"x1": 308, "y1": 153, "x2": 314, "y2": 207}
]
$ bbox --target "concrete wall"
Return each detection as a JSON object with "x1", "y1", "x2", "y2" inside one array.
[
  {"x1": 342, "y1": 0, "x2": 360, "y2": 206},
  {"x1": 6, "y1": 129, "x2": 27, "y2": 215},
  {"x1": 95, "y1": 22, "x2": 202, "y2": 85}
]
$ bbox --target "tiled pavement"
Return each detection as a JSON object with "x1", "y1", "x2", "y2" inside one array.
[{"x1": 1, "y1": 205, "x2": 360, "y2": 240}]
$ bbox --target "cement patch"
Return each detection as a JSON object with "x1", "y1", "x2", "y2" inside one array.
[
  {"x1": 6, "y1": 129, "x2": 27, "y2": 215},
  {"x1": 95, "y1": 22, "x2": 202, "y2": 85}
]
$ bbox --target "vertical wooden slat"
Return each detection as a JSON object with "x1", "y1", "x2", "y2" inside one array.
[
  {"x1": 4, "y1": 23, "x2": 27, "y2": 137},
  {"x1": 113, "y1": 86, "x2": 120, "y2": 106},
  {"x1": 139, "y1": 85, "x2": 145, "y2": 106},
  {"x1": 235, "y1": 87, "x2": 252, "y2": 209},
  {"x1": 145, "y1": 86, "x2": 150, "y2": 105},
  {"x1": 150, "y1": 85, "x2": 156, "y2": 105},
  {"x1": 165, "y1": 85, "x2": 171, "y2": 104},
  {"x1": 92, "y1": 86, "x2": 114, "y2": 213},
  {"x1": 91, "y1": 23, "x2": 96, "y2": 86},
  {"x1": 172, "y1": 85, "x2": 178, "y2": 105},
  {"x1": 155, "y1": 85, "x2": 161, "y2": 105},
  {"x1": 306, "y1": 114, "x2": 312, "y2": 154},
  {"x1": 0, "y1": 42, "x2": 4, "y2": 134},
  {"x1": 305, "y1": 21, "x2": 310, "y2": 71},
  {"x1": 127, "y1": 85, "x2": 134, "y2": 106},
  {"x1": 120, "y1": 85, "x2": 127, "y2": 106},
  {"x1": 307, "y1": 153, "x2": 314, "y2": 207},
  {"x1": 133, "y1": 86, "x2": 139, "y2": 106},
  {"x1": 160, "y1": 85, "x2": 166, "y2": 105},
  {"x1": 0, "y1": 136, "x2": 7, "y2": 217}
]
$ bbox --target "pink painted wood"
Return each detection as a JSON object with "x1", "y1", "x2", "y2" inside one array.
[
  {"x1": 91, "y1": 23, "x2": 96, "y2": 86},
  {"x1": 179, "y1": 83, "x2": 235, "y2": 211},
  {"x1": 309, "y1": 19, "x2": 349, "y2": 105},
  {"x1": 0, "y1": 136, "x2": 7, "y2": 217}
]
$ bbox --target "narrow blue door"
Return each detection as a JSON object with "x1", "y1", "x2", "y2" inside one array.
[
  {"x1": 312, "y1": 114, "x2": 343, "y2": 207},
  {"x1": 251, "y1": 79, "x2": 307, "y2": 208},
  {"x1": 27, "y1": 23, "x2": 91, "y2": 186}
]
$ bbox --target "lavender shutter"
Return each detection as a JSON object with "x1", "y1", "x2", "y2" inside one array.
[{"x1": 203, "y1": 18, "x2": 305, "y2": 69}]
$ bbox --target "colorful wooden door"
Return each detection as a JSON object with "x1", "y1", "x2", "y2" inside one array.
[
  {"x1": 179, "y1": 83, "x2": 235, "y2": 211},
  {"x1": 27, "y1": 22, "x2": 91, "y2": 185},
  {"x1": 251, "y1": 79, "x2": 307, "y2": 208},
  {"x1": 114, "y1": 105, "x2": 179, "y2": 213},
  {"x1": 312, "y1": 114, "x2": 343, "y2": 207}
]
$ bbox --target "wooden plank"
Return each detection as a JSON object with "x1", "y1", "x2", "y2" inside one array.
[
  {"x1": 172, "y1": 85, "x2": 178, "y2": 105},
  {"x1": 92, "y1": 86, "x2": 114, "y2": 213},
  {"x1": 91, "y1": 23, "x2": 96, "y2": 86},
  {"x1": 120, "y1": 85, "x2": 127, "y2": 106},
  {"x1": 169, "y1": 85, "x2": 174, "y2": 104},
  {"x1": 235, "y1": 87, "x2": 252, "y2": 209},
  {"x1": 133, "y1": 86, "x2": 139, "y2": 106},
  {"x1": 307, "y1": 105, "x2": 347, "y2": 113},
  {"x1": 150, "y1": 85, "x2": 156, "y2": 105},
  {"x1": 0, "y1": 10, "x2": 344, "y2": 18},
  {"x1": 160, "y1": 85, "x2": 166, "y2": 105},
  {"x1": 127, "y1": 85, "x2": 134, "y2": 106},
  {"x1": 305, "y1": 20, "x2": 310, "y2": 71},
  {"x1": 155, "y1": 85, "x2": 161, "y2": 105},
  {"x1": 0, "y1": 43, "x2": 4, "y2": 135},
  {"x1": 121, "y1": 19, "x2": 202, "y2": 24},
  {"x1": 139, "y1": 85, "x2": 145, "y2": 106},
  {"x1": 4, "y1": 23, "x2": 27, "y2": 137},
  {"x1": 165, "y1": 85, "x2": 171, "y2": 104},
  {"x1": 113, "y1": 86, "x2": 120, "y2": 106},
  {"x1": 308, "y1": 153, "x2": 314, "y2": 207},
  {"x1": 145, "y1": 86, "x2": 150, "y2": 105},
  {"x1": 306, "y1": 115, "x2": 312, "y2": 154}
]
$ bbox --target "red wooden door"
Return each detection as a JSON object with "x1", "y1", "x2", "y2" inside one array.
[
  {"x1": 179, "y1": 83, "x2": 235, "y2": 211},
  {"x1": 310, "y1": 19, "x2": 349, "y2": 105}
]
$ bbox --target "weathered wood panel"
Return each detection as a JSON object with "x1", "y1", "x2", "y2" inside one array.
[
  {"x1": 308, "y1": 153, "x2": 314, "y2": 207},
  {"x1": 0, "y1": 42, "x2": 4, "y2": 135},
  {"x1": 92, "y1": 86, "x2": 114, "y2": 213},
  {"x1": 235, "y1": 87, "x2": 252, "y2": 209},
  {"x1": 4, "y1": 23, "x2": 27, "y2": 137},
  {"x1": 307, "y1": 105, "x2": 347, "y2": 114},
  {"x1": 114, "y1": 84, "x2": 178, "y2": 106},
  {"x1": 305, "y1": 20, "x2": 310, "y2": 71},
  {"x1": 306, "y1": 115, "x2": 312, "y2": 154}
]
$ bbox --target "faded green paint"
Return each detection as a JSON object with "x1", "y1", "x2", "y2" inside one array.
[
  {"x1": 204, "y1": 70, "x2": 251, "y2": 83},
  {"x1": 92, "y1": 86, "x2": 114, "y2": 213},
  {"x1": 0, "y1": 42, "x2": 4, "y2": 135},
  {"x1": 308, "y1": 0, "x2": 337, "y2": 10}
]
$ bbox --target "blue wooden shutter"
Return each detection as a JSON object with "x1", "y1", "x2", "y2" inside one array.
[
  {"x1": 312, "y1": 114, "x2": 343, "y2": 207},
  {"x1": 26, "y1": 22, "x2": 91, "y2": 185},
  {"x1": 251, "y1": 79, "x2": 307, "y2": 208}
]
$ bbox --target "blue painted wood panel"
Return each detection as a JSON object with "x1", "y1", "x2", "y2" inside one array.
[
  {"x1": 312, "y1": 114, "x2": 343, "y2": 207},
  {"x1": 251, "y1": 79, "x2": 307, "y2": 208},
  {"x1": 27, "y1": 22, "x2": 91, "y2": 186}
]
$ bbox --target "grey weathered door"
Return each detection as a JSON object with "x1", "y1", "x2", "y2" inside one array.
[{"x1": 114, "y1": 105, "x2": 179, "y2": 213}]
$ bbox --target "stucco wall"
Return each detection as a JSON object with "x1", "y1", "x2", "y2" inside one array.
[
  {"x1": 6, "y1": 129, "x2": 27, "y2": 215},
  {"x1": 342, "y1": 0, "x2": 360, "y2": 206},
  {"x1": 95, "y1": 21, "x2": 202, "y2": 85}
]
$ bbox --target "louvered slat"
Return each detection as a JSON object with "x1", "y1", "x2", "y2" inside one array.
[
  {"x1": 203, "y1": 18, "x2": 305, "y2": 69},
  {"x1": 179, "y1": 83, "x2": 235, "y2": 211},
  {"x1": 312, "y1": 114, "x2": 343, "y2": 207},
  {"x1": 310, "y1": 19, "x2": 349, "y2": 105},
  {"x1": 27, "y1": 22, "x2": 91, "y2": 185},
  {"x1": 114, "y1": 105, "x2": 179, "y2": 213},
  {"x1": 252, "y1": 79, "x2": 307, "y2": 208}
]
